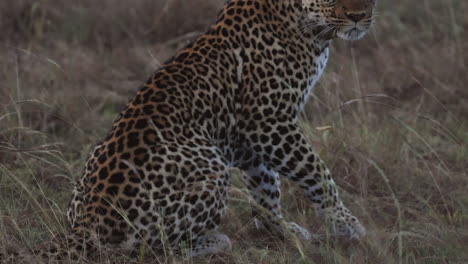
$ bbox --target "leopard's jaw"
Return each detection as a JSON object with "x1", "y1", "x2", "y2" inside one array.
[{"x1": 336, "y1": 26, "x2": 368, "y2": 40}]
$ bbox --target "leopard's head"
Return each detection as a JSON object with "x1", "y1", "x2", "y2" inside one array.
[{"x1": 300, "y1": 0, "x2": 377, "y2": 40}]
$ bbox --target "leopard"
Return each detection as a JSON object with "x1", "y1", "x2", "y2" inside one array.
[{"x1": 2, "y1": 0, "x2": 377, "y2": 262}]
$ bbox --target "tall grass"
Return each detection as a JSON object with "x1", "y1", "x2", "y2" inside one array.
[{"x1": 1, "y1": 0, "x2": 467, "y2": 263}]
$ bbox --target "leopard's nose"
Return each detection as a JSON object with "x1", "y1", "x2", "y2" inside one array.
[{"x1": 345, "y1": 11, "x2": 367, "y2": 23}]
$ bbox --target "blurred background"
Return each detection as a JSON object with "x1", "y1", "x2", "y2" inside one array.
[{"x1": 0, "y1": 0, "x2": 467, "y2": 263}]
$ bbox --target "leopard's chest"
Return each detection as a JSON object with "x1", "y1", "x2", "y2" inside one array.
[{"x1": 300, "y1": 47, "x2": 329, "y2": 109}]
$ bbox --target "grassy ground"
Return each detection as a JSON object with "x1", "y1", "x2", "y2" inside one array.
[{"x1": 1, "y1": 0, "x2": 467, "y2": 263}]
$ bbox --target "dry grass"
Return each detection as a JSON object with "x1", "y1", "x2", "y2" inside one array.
[{"x1": 1, "y1": 0, "x2": 467, "y2": 263}]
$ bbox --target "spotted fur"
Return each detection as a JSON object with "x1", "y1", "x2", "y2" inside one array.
[{"x1": 2, "y1": 0, "x2": 377, "y2": 262}]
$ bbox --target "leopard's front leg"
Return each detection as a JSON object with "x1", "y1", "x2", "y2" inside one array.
[
  {"x1": 243, "y1": 117, "x2": 366, "y2": 240},
  {"x1": 241, "y1": 163, "x2": 312, "y2": 240}
]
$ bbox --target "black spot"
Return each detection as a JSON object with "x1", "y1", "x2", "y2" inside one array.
[
  {"x1": 107, "y1": 142, "x2": 116, "y2": 156},
  {"x1": 127, "y1": 132, "x2": 140, "y2": 148},
  {"x1": 106, "y1": 185, "x2": 119, "y2": 196},
  {"x1": 305, "y1": 179, "x2": 317, "y2": 186},
  {"x1": 128, "y1": 208, "x2": 139, "y2": 221},
  {"x1": 135, "y1": 119, "x2": 148, "y2": 129},
  {"x1": 142, "y1": 201, "x2": 151, "y2": 211},
  {"x1": 97, "y1": 153, "x2": 107, "y2": 164},
  {"x1": 108, "y1": 157, "x2": 117, "y2": 170},
  {"x1": 109, "y1": 172, "x2": 125, "y2": 184},
  {"x1": 140, "y1": 217, "x2": 149, "y2": 226},
  {"x1": 315, "y1": 188, "x2": 324, "y2": 195},
  {"x1": 124, "y1": 185, "x2": 139, "y2": 196},
  {"x1": 118, "y1": 199, "x2": 132, "y2": 210},
  {"x1": 166, "y1": 176, "x2": 177, "y2": 184},
  {"x1": 94, "y1": 183, "x2": 104, "y2": 193},
  {"x1": 99, "y1": 167, "x2": 109, "y2": 180}
]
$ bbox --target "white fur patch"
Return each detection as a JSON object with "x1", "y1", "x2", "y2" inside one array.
[{"x1": 301, "y1": 47, "x2": 329, "y2": 109}]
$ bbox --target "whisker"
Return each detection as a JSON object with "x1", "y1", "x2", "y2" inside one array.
[
  {"x1": 312, "y1": 26, "x2": 335, "y2": 40},
  {"x1": 330, "y1": 18, "x2": 352, "y2": 23},
  {"x1": 298, "y1": 19, "x2": 327, "y2": 35},
  {"x1": 299, "y1": 23, "x2": 322, "y2": 30},
  {"x1": 299, "y1": 20, "x2": 324, "y2": 27}
]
